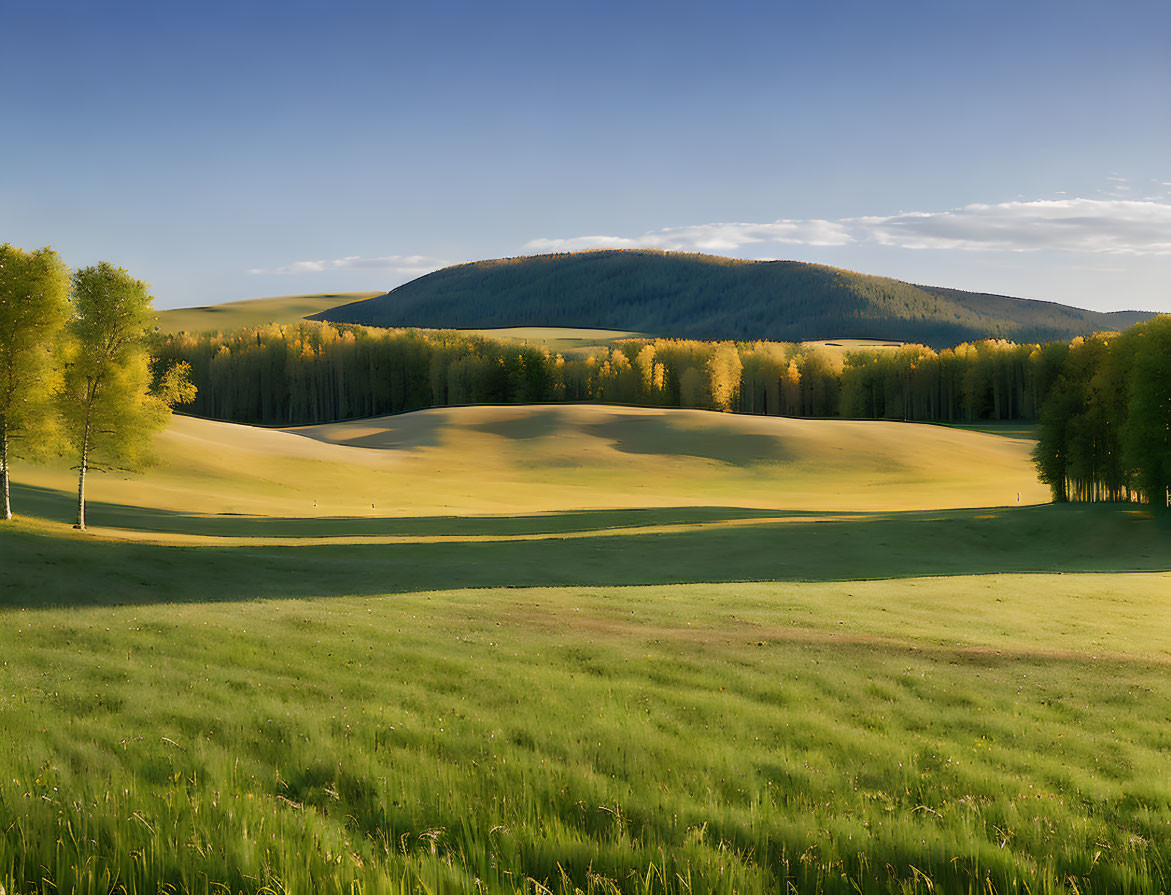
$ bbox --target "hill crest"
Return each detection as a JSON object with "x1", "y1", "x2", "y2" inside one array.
[{"x1": 312, "y1": 249, "x2": 1153, "y2": 347}]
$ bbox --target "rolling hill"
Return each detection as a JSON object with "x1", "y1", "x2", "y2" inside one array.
[
  {"x1": 312, "y1": 250, "x2": 1153, "y2": 347},
  {"x1": 11, "y1": 405, "x2": 1047, "y2": 531},
  {"x1": 157, "y1": 291, "x2": 380, "y2": 333}
]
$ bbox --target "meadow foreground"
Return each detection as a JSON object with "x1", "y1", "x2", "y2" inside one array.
[{"x1": 2, "y1": 407, "x2": 1168, "y2": 894}]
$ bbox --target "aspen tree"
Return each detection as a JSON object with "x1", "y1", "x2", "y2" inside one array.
[{"x1": 60, "y1": 263, "x2": 194, "y2": 530}]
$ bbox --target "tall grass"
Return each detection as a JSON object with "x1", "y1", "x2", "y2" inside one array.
[{"x1": 1, "y1": 574, "x2": 1168, "y2": 893}]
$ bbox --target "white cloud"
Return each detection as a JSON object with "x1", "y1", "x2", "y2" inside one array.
[
  {"x1": 524, "y1": 219, "x2": 852, "y2": 254},
  {"x1": 853, "y1": 199, "x2": 1171, "y2": 254},
  {"x1": 249, "y1": 196, "x2": 1171, "y2": 284},
  {"x1": 526, "y1": 198, "x2": 1171, "y2": 258},
  {"x1": 248, "y1": 254, "x2": 448, "y2": 276}
]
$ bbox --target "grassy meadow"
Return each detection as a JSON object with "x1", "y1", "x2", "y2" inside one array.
[
  {"x1": 153, "y1": 289, "x2": 910, "y2": 355},
  {"x1": 456, "y1": 326, "x2": 644, "y2": 352},
  {"x1": 156, "y1": 292, "x2": 382, "y2": 333},
  {"x1": 3, "y1": 405, "x2": 1169, "y2": 893},
  {"x1": 155, "y1": 291, "x2": 641, "y2": 350},
  {"x1": 12, "y1": 405, "x2": 1049, "y2": 523}
]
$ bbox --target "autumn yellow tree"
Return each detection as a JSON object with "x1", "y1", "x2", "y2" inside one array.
[{"x1": 707, "y1": 342, "x2": 743, "y2": 411}]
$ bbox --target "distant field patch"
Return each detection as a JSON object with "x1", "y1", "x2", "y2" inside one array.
[
  {"x1": 455, "y1": 325, "x2": 644, "y2": 350},
  {"x1": 935, "y1": 420, "x2": 1040, "y2": 441},
  {"x1": 157, "y1": 292, "x2": 380, "y2": 332},
  {"x1": 805, "y1": 338, "x2": 906, "y2": 349}
]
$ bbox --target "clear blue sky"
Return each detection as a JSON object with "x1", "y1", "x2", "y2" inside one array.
[{"x1": 3, "y1": 0, "x2": 1168, "y2": 311}]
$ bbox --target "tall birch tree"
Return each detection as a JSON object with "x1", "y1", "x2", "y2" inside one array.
[{"x1": 60, "y1": 263, "x2": 193, "y2": 530}]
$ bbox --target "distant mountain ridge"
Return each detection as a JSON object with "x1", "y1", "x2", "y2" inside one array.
[{"x1": 312, "y1": 250, "x2": 1154, "y2": 347}]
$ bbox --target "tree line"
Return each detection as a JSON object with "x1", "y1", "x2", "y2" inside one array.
[
  {"x1": 156, "y1": 324, "x2": 1068, "y2": 426},
  {"x1": 0, "y1": 245, "x2": 194, "y2": 526},
  {"x1": 1030, "y1": 318, "x2": 1171, "y2": 509}
]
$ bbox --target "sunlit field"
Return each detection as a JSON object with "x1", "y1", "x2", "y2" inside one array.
[
  {"x1": 3, "y1": 406, "x2": 1168, "y2": 893},
  {"x1": 12, "y1": 405, "x2": 1048, "y2": 526},
  {"x1": 156, "y1": 292, "x2": 382, "y2": 333},
  {"x1": 156, "y1": 293, "x2": 641, "y2": 350},
  {"x1": 455, "y1": 326, "x2": 644, "y2": 352},
  {"x1": 1, "y1": 559, "x2": 1168, "y2": 893}
]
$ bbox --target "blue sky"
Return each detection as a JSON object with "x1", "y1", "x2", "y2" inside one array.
[{"x1": 2, "y1": 0, "x2": 1168, "y2": 311}]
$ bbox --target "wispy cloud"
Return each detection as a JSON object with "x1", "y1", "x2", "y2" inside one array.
[
  {"x1": 524, "y1": 219, "x2": 852, "y2": 254},
  {"x1": 525, "y1": 198, "x2": 1171, "y2": 257},
  {"x1": 248, "y1": 254, "x2": 448, "y2": 277},
  {"x1": 849, "y1": 199, "x2": 1171, "y2": 254}
]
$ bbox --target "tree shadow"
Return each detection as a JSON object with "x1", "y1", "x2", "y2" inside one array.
[
  {"x1": 9, "y1": 483, "x2": 823, "y2": 537},
  {"x1": 3, "y1": 503, "x2": 1167, "y2": 610},
  {"x1": 586, "y1": 417, "x2": 789, "y2": 465},
  {"x1": 278, "y1": 408, "x2": 452, "y2": 451}
]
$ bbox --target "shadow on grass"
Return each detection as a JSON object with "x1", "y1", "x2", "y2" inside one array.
[
  {"x1": 587, "y1": 416, "x2": 789, "y2": 465},
  {"x1": 9, "y1": 483, "x2": 821, "y2": 537},
  {"x1": 2, "y1": 500, "x2": 1168, "y2": 610},
  {"x1": 278, "y1": 408, "x2": 451, "y2": 451}
]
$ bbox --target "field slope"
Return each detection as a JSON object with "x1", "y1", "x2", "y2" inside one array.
[
  {"x1": 12, "y1": 405, "x2": 1048, "y2": 526},
  {"x1": 158, "y1": 291, "x2": 380, "y2": 333},
  {"x1": 3, "y1": 406, "x2": 1169, "y2": 894}
]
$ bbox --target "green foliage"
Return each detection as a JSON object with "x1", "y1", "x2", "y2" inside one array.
[
  {"x1": 1122, "y1": 317, "x2": 1171, "y2": 509},
  {"x1": 839, "y1": 340, "x2": 1047, "y2": 423},
  {"x1": 60, "y1": 263, "x2": 189, "y2": 529},
  {"x1": 152, "y1": 359, "x2": 197, "y2": 407},
  {"x1": 1033, "y1": 317, "x2": 1171, "y2": 508},
  {"x1": 158, "y1": 323, "x2": 1068, "y2": 428},
  {"x1": 314, "y1": 250, "x2": 1153, "y2": 347},
  {"x1": 0, "y1": 244, "x2": 71, "y2": 519}
]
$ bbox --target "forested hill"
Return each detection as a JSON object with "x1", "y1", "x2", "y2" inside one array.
[{"x1": 312, "y1": 250, "x2": 1152, "y2": 347}]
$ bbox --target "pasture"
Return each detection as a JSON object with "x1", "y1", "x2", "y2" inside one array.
[
  {"x1": 456, "y1": 326, "x2": 643, "y2": 352},
  {"x1": 156, "y1": 292, "x2": 381, "y2": 333},
  {"x1": 156, "y1": 293, "x2": 641, "y2": 349},
  {"x1": 12, "y1": 405, "x2": 1048, "y2": 525},
  {"x1": 2, "y1": 406, "x2": 1168, "y2": 893}
]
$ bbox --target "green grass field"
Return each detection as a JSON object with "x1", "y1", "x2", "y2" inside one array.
[
  {"x1": 156, "y1": 292, "x2": 382, "y2": 333},
  {"x1": 3, "y1": 406, "x2": 1168, "y2": 893},
  {"x1": 156, "y1": 292, "x2": 640, "y2": 349}
]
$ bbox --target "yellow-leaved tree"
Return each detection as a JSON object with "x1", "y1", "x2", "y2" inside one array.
[{"x1": 707, "y1": 342, "x2": 743, "y2": 411}]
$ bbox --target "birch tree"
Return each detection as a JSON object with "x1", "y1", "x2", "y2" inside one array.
[{"x1": 60, "y1": 263, "x2": 193, "y2": 530}]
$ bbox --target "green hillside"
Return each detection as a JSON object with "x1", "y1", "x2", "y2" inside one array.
[
  {"x1": 312, "y1": 250, "x2": 1153, "y2": 347},
  {"x1": 158, "y1": 292, "x2": 379, "y2": 333}
]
